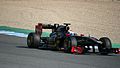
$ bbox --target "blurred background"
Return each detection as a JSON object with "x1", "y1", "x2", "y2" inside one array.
[{"x1": 0, "y1": 0, "x2": 120, "y2": 43}]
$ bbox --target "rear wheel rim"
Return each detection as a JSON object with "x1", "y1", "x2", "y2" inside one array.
[{"x1": 27, "y1": 36, "x2": 33, "y2": 47}]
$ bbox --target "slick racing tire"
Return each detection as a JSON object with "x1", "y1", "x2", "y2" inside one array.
[
  {"x1": 64, "y1": 37, "x2": 84, "y2": 54},
  {"x1": 27, "y1": 32, "x2": 40, "y2": 48},
  {"x1": 98, "y1": 37, "x2": 112, "y2": 55},
  {"x1": 64, "y1": 37, "x2": 72, "y2": 53}
]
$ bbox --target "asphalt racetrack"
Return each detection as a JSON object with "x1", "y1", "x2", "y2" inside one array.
[{"x1": 0, "y1": 34, "x2": 120, "y2": 68}]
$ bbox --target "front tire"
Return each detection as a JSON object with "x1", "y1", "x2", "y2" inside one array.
[
  {"x1": 64, "y1": 37, "x2": 72, "y2": 53},
  {"x1": 98, "y1": 37, "x2": 112, "y2": 55},
  {"x1": 27, "y1": 32, "x2": 40, "y2": 48}
]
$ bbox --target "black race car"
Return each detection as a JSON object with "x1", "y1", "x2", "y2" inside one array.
[{"x1": 27, "y1": 23, "x2": 118, "y2": 55}]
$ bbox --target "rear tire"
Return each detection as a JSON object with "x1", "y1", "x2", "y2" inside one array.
[
  {"x1": 27, "y1": 32, "x2": 40, "y2": 48},
  {"x1": 98, "y1": 37, "x2": 112, "y2": 55}
]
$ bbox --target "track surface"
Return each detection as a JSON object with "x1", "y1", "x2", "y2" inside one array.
[{"x1": 0, "y1": 34, "x2": 120, "y2": 68}]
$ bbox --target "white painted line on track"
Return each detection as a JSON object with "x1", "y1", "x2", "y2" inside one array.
[{"x1": 0, "y1": 30, "x2": 27, "y2": 37}]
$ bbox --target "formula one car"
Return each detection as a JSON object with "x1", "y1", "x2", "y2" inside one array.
[{"x1": 27, "y1": 23, "x2": 118, "y2": 55}]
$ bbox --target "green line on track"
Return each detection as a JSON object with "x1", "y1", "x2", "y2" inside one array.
[
  {"x1": 0, "y1": 26, "x2": 120, "y2": 48},
  {"x1": 0, "y1": 26, "x2": 50, "y2": 37},
  {"x1": 112, "y1": 43, "x2": 120, "y2": 48},
  {"x1": 0, "y1": 26, "x2": 33, "y2": 34}
]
